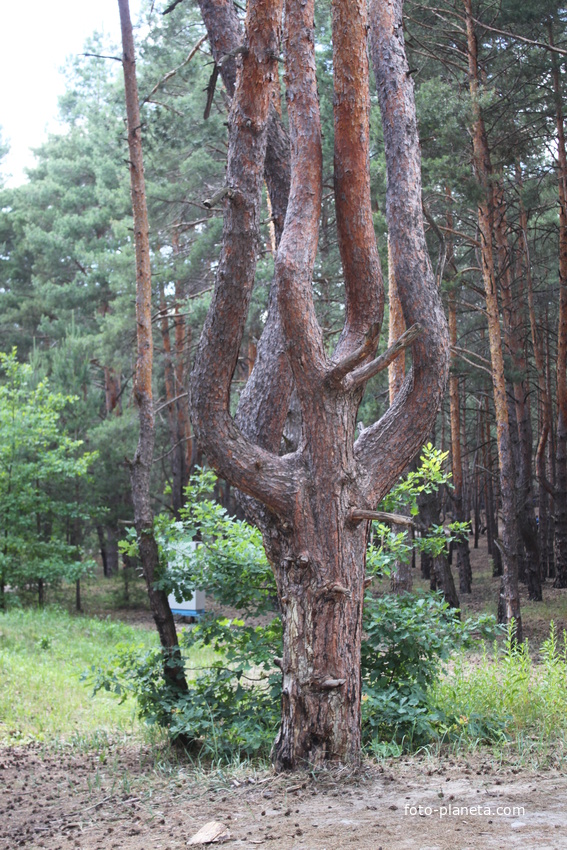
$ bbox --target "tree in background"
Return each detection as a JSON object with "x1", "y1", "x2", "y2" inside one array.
[
  {"x1": 117, "y1": 0, "x2": 188, "y2": 694},
  {"x1": 0, "y1": 352, "x2": 96, "y2": 608}
]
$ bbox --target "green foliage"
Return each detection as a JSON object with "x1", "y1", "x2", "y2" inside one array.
[
  {"x1": 90, "y1": 582, "x2": 496, "y2": 758},
  {"x1": 366, "y1": 527, "x2": 413, "y2": 578},
  {"x1": 93, "y1": 468, "x2": 498, "y2": 760},
  {"x1": 361, "y1": 592, "x2": 499, "y2": 749},
  {"x1": 380, "y1": 443, "x2": 451, "y2": 516},
  {"x1": 87, "y1": 605, "x2": 282, "y2": 759},
  {"x1": 0, "y1": 352, "x2": 97, "y2": 601},
  {"x1": 154, "y1": 470, "x2": 276, "y2": 616},
  {"x1": 366, "y1": 445, "x2": 470, "y2": 576},
  {"x1": 173, "y1": 616, "x2": 282, "y2": 758}
]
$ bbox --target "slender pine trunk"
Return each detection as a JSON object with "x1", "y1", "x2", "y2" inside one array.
[{"x1": 118, "y1": 0, "x2": 187, "y2": 692}]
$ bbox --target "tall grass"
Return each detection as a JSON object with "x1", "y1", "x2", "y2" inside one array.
[
  {"x1": 0, "y1": 606, "x2": 158, "y2": 744},
  {"x1": 433, "y1": 622, "x2": 567, "y2": 763}
]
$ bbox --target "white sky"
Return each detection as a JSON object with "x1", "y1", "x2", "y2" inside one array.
[{"x1": 0, "y1": 0, "x2": 144, "y2": 186}]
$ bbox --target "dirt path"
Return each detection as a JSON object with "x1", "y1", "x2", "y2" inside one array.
[{"x1": 1, "y1": 745, "x2": 566, "y2": 850}]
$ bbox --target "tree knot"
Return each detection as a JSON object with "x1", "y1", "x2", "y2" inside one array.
[{"x1": 320, "y1": 678, "x2": 346, "y2": 690}]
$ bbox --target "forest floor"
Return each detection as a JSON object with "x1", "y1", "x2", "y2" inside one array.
[
  {"x1": 2, "y1": 743, "x2": 567, "y2": 850},
  {"x1": 3, "y1": 536, "x2": 567, "y2": 850}
]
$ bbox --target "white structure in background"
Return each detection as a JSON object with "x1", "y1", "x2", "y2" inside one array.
[{"x1": 167, "y1": 541, "x2": 206, "y2": 618}]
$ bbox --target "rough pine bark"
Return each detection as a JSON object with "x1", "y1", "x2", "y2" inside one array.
[
  {"x1": 191, "y1": 0, "x2": 449, "y2": 769},
  {"x1": 118, "y1": 0, "x2": 187, "y2": 692},
  {"x1": 387, "y1": 241, "x2": 413, "y2": 594}
]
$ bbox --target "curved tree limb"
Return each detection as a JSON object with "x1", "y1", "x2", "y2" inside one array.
[
  {"x1": 190, "y1": 0, "x2": 298, "y2": 519},
  {"x1": 275, "y1": 0, "x2": 325, "y2": 397},
  {"x1": 197, "y1": 0, "x2": 290, "y2": 241},
  {"x1": 332, "y1": 0, "x2": 384, "y2": 360},
  {"x1": 197, "y1": 0, "x2": 294, "y2": 481},
  {"x1": 356, "y1": 0, "x2": 450, "y2": 504}
]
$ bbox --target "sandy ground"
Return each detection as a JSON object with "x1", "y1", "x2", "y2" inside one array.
[{"x1": 1, "y1": 745, "x2": 566, "y2": 850}]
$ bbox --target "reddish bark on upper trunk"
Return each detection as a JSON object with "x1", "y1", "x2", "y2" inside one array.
[{"x1": 549, "y1": 22, "x2": 567, "y2": 588}]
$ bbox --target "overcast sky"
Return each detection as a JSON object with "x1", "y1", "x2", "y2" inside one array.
[{"x1": 0, "y1": 0, "x2": 144, "y2": 186}]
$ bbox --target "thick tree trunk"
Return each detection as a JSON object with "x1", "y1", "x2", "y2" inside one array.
[
  {"x1": 272, "y1": 484, "x2": 369, "y2": 767},
  {"x1": 118, "y1": 0, "x2": 187, "y2": 692}
]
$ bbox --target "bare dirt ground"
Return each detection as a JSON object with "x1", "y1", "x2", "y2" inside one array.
[{"x1": 2, "y1": 745, "x2": 566, "y2": 850}]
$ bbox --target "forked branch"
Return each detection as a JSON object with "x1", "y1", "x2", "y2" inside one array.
[{"x1": 325, "y1": 321, "x2": 380, "y2": 387}]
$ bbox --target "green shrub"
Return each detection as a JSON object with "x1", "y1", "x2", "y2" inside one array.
[
  {"x1": 361, "y1": 592, "x2": 497, "y2": 749},
  {"x1": 88, "y1": 615, "x2": 282, "y2": 759},
  {"x1": 88, "y1": 589, "x2": 496, "y2": 758}
]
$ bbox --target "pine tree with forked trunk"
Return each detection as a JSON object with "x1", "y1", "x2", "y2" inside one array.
[{"x1": 191, "y1": 0, "x2": 449, "y2": 769}]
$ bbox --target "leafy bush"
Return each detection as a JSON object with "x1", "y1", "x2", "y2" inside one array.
[
  {"x1": 361, "y1": 592, "x2": 498, "y2": 749},
  {"x1": 153, "y1": 469, "x2": 275, "y2": 616},
  {"x1": 88, "y1": 615, "x2": 282, "y2": 759}
]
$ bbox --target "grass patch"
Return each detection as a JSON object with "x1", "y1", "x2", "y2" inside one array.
[
  {"x1": 10, "y1": 565, "x2": 151, "y2": 616},
  {"x1": 0, "y1": 606, "x2": 158, "y2": 744},
  {"x1": 432, "y1": 623, "x2": 567, "y2": 766}
]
